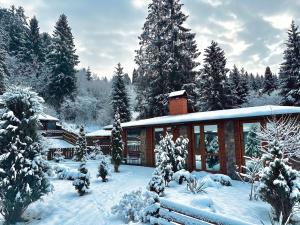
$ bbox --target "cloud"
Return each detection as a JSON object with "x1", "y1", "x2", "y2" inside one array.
[{"x1": 264, "y1": 13, "x2": 293, "y2": 30}]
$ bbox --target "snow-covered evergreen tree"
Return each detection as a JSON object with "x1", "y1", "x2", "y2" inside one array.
[
  {"x1": 0, "y1": 47, "x2": 8, "y2": 95},
  {"x1": 0, "y1": 86, "x2": 51, "y2": 224},
  {"x1": 111, "y1": 111, "x2": 123, "y2": 172},
  {"x1": 262, "y1": 66, "x2": 276, "y2": 95},
  {"x1": 147, "y1": 168, "x2": 165, "y2": 196},
  {"x1": 53, "y1": 148, "x2": 65, "y2": 163},
  {"x1": 111, "y1": 63, "x2": 131, "y2": 123},
  {"x1": 258, "y1": 140, "x2": 300, "y2": 223},
  {"x1": 279, "y1": 21, "x2": 300, "y2": 106},
  {"x1": 205, "y1": 136, "x2": 219, "y2": 169},
  {"x1": 245, "y1": 124, "x2": 261, "y2": 158},
  {"x1": 73, "y1": 163, "x2": 90, "y2": 196},
  {"x1": 74, "y1": 125, "x2": 87, "y2": 162},
  {"x1": 97, "y1": 152, "x2": 111, "y2": 182},
  {"x1": 86, "y1": 67, "x2": 92, "y2": 81},
  {"x1": 47, "y1": 14, "x2": 79, "y2": 108},
  {"x1": 135, "y1": 0, "x2": 200, "y2": 118},
  {"x1": 174, "y1": 136, "x2": 189, "y2": 171},
  {"x1": 198, "y1": 41, "x2": 232, "y2": 111}
]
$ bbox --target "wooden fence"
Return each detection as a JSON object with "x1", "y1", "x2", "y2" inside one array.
[{"x1": 149, "y1": 198, "x2": 255, "y2": 225}]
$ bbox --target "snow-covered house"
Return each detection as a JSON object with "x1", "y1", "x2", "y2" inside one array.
[{"x1": 104, "y1": 91, "x2": 300, "y2": 177}]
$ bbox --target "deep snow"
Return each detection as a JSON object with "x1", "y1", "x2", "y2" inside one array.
[{"x1": 0, "y1": 161, "x2": 273, "y2": 225}]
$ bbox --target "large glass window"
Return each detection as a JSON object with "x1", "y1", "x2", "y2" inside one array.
[
  {"x1": 127, "y1": 129, "x2": 142, "y2": 164},
  {"x1": 154, "y1": 128, "x2": 164, "y2": 165},
  {"x1": 204, "y1": 125, "x2": 220, "y2": 171},
  {"x1": 242, "y1": 122, "x2": 261, "y2": 166},
  {"x1": 194, "y1": 126, "x2": 201, "y2": 170}
]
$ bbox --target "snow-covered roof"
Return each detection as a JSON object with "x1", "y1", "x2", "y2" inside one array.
[
  {"x1": 104, "y1": 105, "x2": 300, "y2": 129},
  {"x1": 38, "y1": 113, "x2": 59, "y2": 121},
  {"x1": 169, "y1": 90, "x2": 186, "y2": 98},
  {"x1": 46, "y1": 138, "x2": 75, "y2": 149},
  {"x1": 86, "y1": 129, "x2": 111, "y2": 137}
]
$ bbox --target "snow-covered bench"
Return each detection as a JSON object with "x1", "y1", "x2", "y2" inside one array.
[{"x1": 150, "y1": 198, "x2": 255, "y2": 225}]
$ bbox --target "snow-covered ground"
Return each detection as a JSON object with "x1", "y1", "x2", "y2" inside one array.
[{"x1": 1, "y1": 161, "x2": 272, "y2": 225}]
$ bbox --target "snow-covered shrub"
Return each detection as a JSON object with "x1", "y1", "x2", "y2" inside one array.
[
  {"x1": 53, "y1": 148, "x2": 65, "y2": 163},
  {"x1": 97, "y1": 152, "x2": 111, "y2": 182},
  {"x1": 258, "y1": 140, "x2": 300, "y2": 223},
  {"x1": 86, "y1": 146, "x2": 103, "y2": 160},
  {"x1": 147, "y1": 169, "x2": 165, "y2": 196},
  {"x1": 211, "y1": 174, "x2": 232, "y2": 186},
  {"x1": 0, "y1": 87, "x2": 52, "y2": 224},
  {"x1": 112, "y1": 190, "x2": 159, "y2": 223},
  {"x1": 53, "y1": 165, "x2": 79, "y2": 180},
  {"x1": 174, "y1": 136, "x2": 189, "y2": 171},
  {"x1": 73, "y1": 163, "x2": 90, "y2": 196},
  {"x1": 187, "y1": 177, "x2": 208, "y2": 194},
  {"x1": 140, "y1": 191, "x2": 160, "y2": 223},
  {"x1": 173, "y1": 169, "x2": 193, "y2": 184},
  {"x1": 112, "y1": 189, "x2": 144, "y2": 223}
]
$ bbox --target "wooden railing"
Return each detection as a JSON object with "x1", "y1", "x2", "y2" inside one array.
[{"x1": 150, "y1": 198, "x2": 255, "y2": 225}]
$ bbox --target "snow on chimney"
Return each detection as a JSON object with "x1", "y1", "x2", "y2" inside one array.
[{"x1": 168, "y1": 90, "x2": 188, "y2": 115}]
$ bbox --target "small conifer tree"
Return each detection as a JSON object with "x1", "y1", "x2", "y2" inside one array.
[
  {"x1": 111, "y1": 111, "x2": 123, "y2": 172},
  {"x1": 74, "y1": 125, "x2": 87, "y2": 162},
  {"x1": 73, "y1": 163, "x2": 90, "y2": 196}
]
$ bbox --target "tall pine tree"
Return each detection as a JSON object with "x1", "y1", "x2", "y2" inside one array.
[
  {"x1": 198, "y1": 41, "x2": 232, "y2": 111},
  {"x1": 0, "y1": 47, "x2": 8, "y2": 95},
  {"x1": 279, "y1": 21, "x2": 300, "y2": 106},
  {"x1": 47, "y1": 14, "x2": 79, "y2": 108},
  {"x1": 135, "y1": 0, "x2": 200, "y2": 118},
  {"x1": 111, "y1": 63, "x2": 131, "y2": 123}
]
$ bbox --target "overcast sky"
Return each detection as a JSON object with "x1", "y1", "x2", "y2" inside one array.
[{"x1": 1, "y1": 0, "x2": 299, "y2": 78}]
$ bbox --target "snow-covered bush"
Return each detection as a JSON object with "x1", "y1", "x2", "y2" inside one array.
[
  {"x1": 53, "y1": 148, "x2": 65, "y2": 163},
  {"x1": 0, "y1": 86, "x2": 52, "y2": 224},
  {"x1": 86, "y1": 146, "x2": 104, "y2": 160},
  {"x1": 73, "y1": 163, "x2": 90, "y2": 196},
  {"x1": 174, "y1": 136, "x2": 189, "y2": 171},
  {"x1": 187, "y1": 177, "x2": 208, "y2": 194},
  {"x1": 97, "y1": 152, "x2": 111, "y2": 182},
  {"x1": 211, "y1": 174, "x2": 232, "y2": 186},
  {"x1": 147, "y1": 169, "x2": 165, "y2": 196},
  {"x1": 258, "y1": 140, "x2": 300, "y2": 223},
  {"x1": 173, "y1": 169, "x2": 193, "y2": 184},
  {"x1": 112, "y1": 190, "x2": 159, "y2": 223},
  {"x1": 53, "y1": 165, "x2": 79, "y2": 180}
]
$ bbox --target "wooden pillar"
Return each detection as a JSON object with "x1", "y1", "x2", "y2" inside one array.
[
  {"x1": 187, "y1": 124, "x2": 194, "y2": 171},
  {"x1": 218, "y1": 121, "x2": 226, "y2": 174}
]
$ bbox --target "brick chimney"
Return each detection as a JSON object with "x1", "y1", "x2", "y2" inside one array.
[{"x1": 168, "y1": 90, "x2": 188, "y2": 115}]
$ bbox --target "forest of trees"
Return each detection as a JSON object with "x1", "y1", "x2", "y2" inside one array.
[{"x1": 0, "y1": 1, "x2": 299, "y2": 126}]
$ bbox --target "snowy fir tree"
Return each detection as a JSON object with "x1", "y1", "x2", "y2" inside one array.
[
  {"x1": 258, "y1": 140, "x2": 300, "y2": 223},
  {"x1": 134, "y1": 0, "x2": 200, "y2": 118},
  {"x1": 279, "y1": 21, "x2": 300, "y2": 106},
  {"x1": 0, "y1": 86, "x2": 51, "y2": 224},
  {"x1": 245, "y1": 124, "x2": 261, "y2": 158},
  {"x1": 0, "y1": 47, "x2": 8, "y2": 95},
  {"x1": 147, "y1": 168, "x2": 165, "y2": 196},
  {"x1": 155, "y1": 133, "x2": 174, "y2": 185},
  {"x1": 74, "y1": 125, "x2": 87, "y2": 162},
  {"x1": 262, "y1": 66, "x2": 276, "y2": 95},
  {"x1": 198, "y1": 41, "x2": 232, "y2": 111},
  {"x1": 228, "y1": 65, "x2": 249, "y2": 107},
  {"x1": 97, "y1": 153, "x2": 111, "y2": 182},
  {"x1": 73, "y1": 163, "x2": 90, "y2": 196},
  {"x1": 111, "y1": 63, "x2": 131, "y2": 123},
  {"x1": 47, "y1": 14, "x2": 79, "y2": 108},
  {"x1": 111, "y1": 111, "x2": 123, "y2": 172},
  {"x1": 24, "y1": 16, "x2": 42, "y2": 62},
  {"x1": 86, "y1": 66, "x2": 92, "y2": 81},
  {"x1": 205, "y1": 136, "x2": 219, "y2": 169},
  {"x1": 174, "y1": 136, "x2": 189, "y2": 172}
]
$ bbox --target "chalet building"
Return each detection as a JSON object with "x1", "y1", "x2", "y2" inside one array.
[
  {"x1": 86, "y1": 129, "x2": 111, "y2": 154},
  {"x1": 104, "y1": 90, "x2": 300, "y2": 177}
]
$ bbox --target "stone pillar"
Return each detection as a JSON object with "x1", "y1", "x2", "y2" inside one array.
[
  {"x1": 140, "y1": 128, "x2": 147, "y2": 165},
  {"x1": 224, "y1": 120, "x2": 237, "y2": 178}
]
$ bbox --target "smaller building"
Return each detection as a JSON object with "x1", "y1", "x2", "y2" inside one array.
[{"x1": 86, "y1": 129, "x2": 111, "y2": 155}]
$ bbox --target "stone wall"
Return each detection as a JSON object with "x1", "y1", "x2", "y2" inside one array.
[{"x1": 140, "y1": 128, "x2": 147, "y2": 165}]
